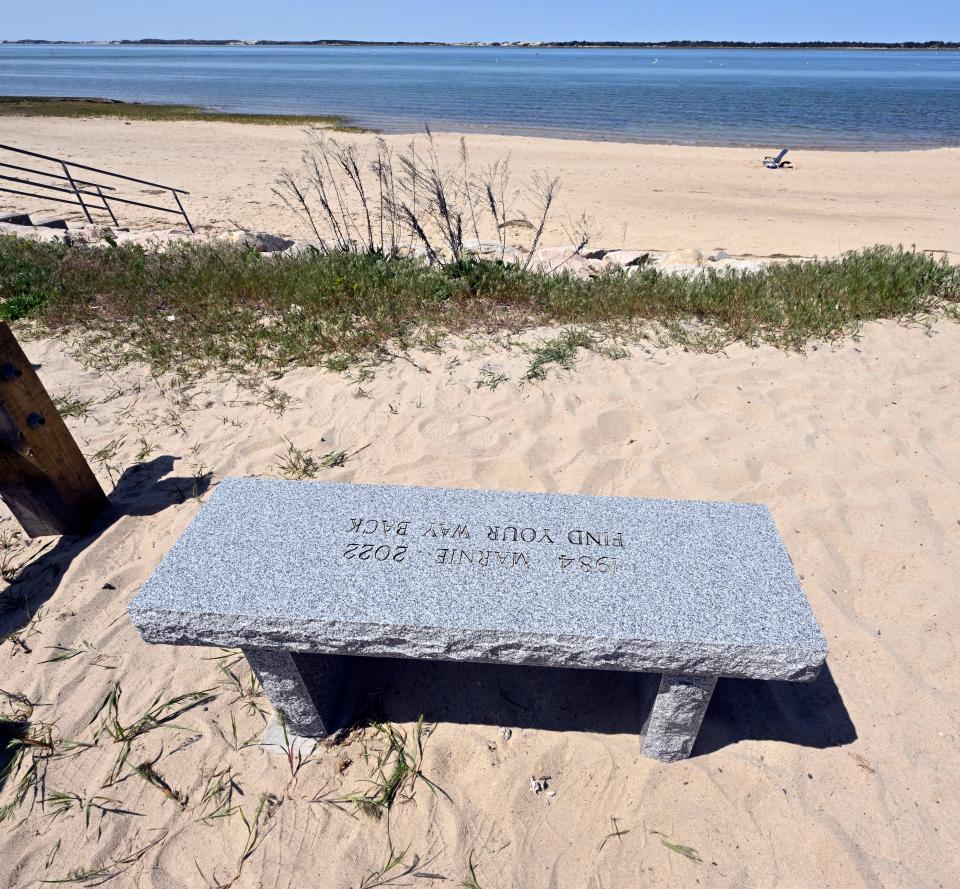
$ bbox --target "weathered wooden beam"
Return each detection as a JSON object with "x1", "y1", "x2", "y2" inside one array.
[{"x1": 0, "y1": 322, "x2": 108, "y2": 536}]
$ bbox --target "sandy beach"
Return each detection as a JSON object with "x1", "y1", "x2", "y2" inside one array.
[
  {"x1": 2, "y1": 108, "x2": 960, "y2": 889},
  {"x1": 3, "y1": 116, "x2": 960, "y2": 261},
  {"x1": 1, "y1": 316, "x2": 959, "y2": 887}
]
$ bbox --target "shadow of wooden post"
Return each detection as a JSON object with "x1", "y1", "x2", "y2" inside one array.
[{"x1": 0, "y1": 322, "x2": 108, "y2": 536}]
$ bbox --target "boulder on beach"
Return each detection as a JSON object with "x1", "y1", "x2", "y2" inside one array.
[
  {"x1": 603, "y1": 250, "x2": 651, "y2": 269},
  {"x1": 113, "y1": 228, "x2": 198, "y2": 250},
  {"x1": 527, "y1": 246, "x2": 604, "y2": 279},
  {"x1": 0, "y1": 220, "x2": 63, "y2": 243},
  {"x1": 63, "y1": 224, "x2": 118, "y2": 247},
  {"x1": 222, "y1": 230, "x2": 295, "y2": 252},
  {"x1": 282, "y1": 239, "x2": 325, "y2": 258},
  {"x1": 660, "y1": 247, "x2": 705, "y2": 266},
  {"x1": 462, "y1": 239, "x2": 525, "y2": 264}
]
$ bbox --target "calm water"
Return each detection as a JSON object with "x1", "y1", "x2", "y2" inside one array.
[{"x1": 2, "y1": 45, "x2": 959, "y2": 148}]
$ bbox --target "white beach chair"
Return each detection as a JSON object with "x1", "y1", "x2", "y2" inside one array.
[{"x1": 763, "y1": 149, "x2": 792, "y2": 169}]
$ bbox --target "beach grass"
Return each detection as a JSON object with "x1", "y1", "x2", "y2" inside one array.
[
  {"x1": 0, "y1": 96, "x2": 367, "y2": 130},
  {"x1": 342, "y1": 716, "x2": 446, "y2": 821},
  {"x1": 0, "y1": 237, "x2": 957, "y2": 375}
]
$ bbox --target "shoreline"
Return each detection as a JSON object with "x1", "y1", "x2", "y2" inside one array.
[
  {"x1": 352, "y1": 118, "x2": 960, "y2": 152},
  {"x1": 2, "y1": 96, "x2": 958, "y2": 151},
  {"x1": 0, "y1": 96, "x2": 365, "y2": 131}
]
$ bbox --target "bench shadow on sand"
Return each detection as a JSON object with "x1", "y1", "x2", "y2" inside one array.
[{"x1": 336, "y1": 654, "x2": 856, "y2": 758}]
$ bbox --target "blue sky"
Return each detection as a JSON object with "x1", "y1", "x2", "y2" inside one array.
[{"x1": 2, "y1": 1, "x2": 958, "y2": 42}]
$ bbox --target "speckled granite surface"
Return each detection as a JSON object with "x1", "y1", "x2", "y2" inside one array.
[{"x1": 129, "y1": 478, "x2": 827, "y2": 680}]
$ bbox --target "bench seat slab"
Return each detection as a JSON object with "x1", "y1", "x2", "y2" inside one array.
[
  {"x1": 641, "y1": 673, "x2": 718, "y2": 762},
  {"x1": 130, "y1": 479, "x2": 828, "y2": 684}
]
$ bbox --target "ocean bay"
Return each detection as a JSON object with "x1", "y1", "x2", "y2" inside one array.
[{"x1": 2, "y1": 44, "x2": 959, "y2": 147}]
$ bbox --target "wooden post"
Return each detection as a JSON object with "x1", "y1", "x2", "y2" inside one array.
[{"x1": 0, "y1": 323, "x2": 108, "y2": 536}]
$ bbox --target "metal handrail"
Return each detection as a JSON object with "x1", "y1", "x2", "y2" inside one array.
[
  {"x1": 0, "y1": 174, "x2": 188, "y2": 215},
  {"x1": 0, "y1": 160, "x2": 116, "y2": 191},
  {"x1": 0, "y1": 142, "x2": 193, "y2": 232},
  {"x1": 0, "y1": 185, "x2": 92, "y2": 209},
  {"x1": 1, "y1": 173, "x2": 110, "y2": 199},
  {"x1": 0, "y1": 144, "x2": 190, "y2": 194}
]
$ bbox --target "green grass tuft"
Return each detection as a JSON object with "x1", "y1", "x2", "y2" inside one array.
[
  {"x1": 342, "y1": 716, "x2": 447, "y2": 821},
  {"x1": 52, "y1": 390, "x2": 95, "y2": 419},
  {"x1": 274, "y1": 438, "x2": 321, "y2": 480},
  {"x1": 1, "y1": 238, "x2": 956, "y2": 375},
  {"x1": 524, "y1": 329, "x2": 597, "y2": 380}
]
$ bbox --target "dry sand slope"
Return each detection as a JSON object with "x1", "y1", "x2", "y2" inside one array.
[
  {"x1": 1, "y1": 320, "x2": 959, "y2": 887},
  {"x1": 2, "y1": 116, "x2": 960, "y2": 261}
]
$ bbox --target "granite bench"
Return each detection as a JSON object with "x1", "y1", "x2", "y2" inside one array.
[{"x1": 128, "y1": 478, "x2": 828, "y2": 762}]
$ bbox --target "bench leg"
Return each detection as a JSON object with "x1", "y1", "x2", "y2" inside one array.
[
  {"x1": 641, "y1": 673, "x2": 718, "y2": 762},
  {"x1": 242, "y1": 648, "x2": 348, "y2": 737}
]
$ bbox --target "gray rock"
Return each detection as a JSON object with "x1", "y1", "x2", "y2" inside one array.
[
  {"x1": 603, "y1": 250, "x2": 651, "y2": 269},
  {"x1": 644, "y1": 264, "x2": 702, "y2": 279},
  {"x1": 28, "y1": 214, "x2": 69, "y2": 230},
  {"x1": 0, "y1": 221, "x2": 63, "y2": 243},
  {"x1": 659, "y1": 248, "x2": 704, "y2": 266},
  {"x1": 282, "y1": 239, "x2": 324, "y2": 258},
  {"x1": 223, "y1": 230, "x2": 295, "y2": 252},
  {"x1": 527, "y1": 248, "x2": 603, "y2": 278},
  {"x1": 398, "y1": 243, "x2": 432, "y2": 262},
  {"x1": 730, "y1": 259, "x2": 771, "y2": 273},
  {"x1": 112, "y1": 229, "x2": 198, "y2": 251},
  {"x1": 64, "y1": 224, "x2": 116, "y2": 247},
  {"x1": 462, "y1": 240, "x2": 524, "y2": 264}
]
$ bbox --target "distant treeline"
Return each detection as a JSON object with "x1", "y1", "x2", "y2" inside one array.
[
  {"x1": 534, "y1": 40, "x2": 960, "y2": 49},
  {"x1": 3, "y1": 39, "x2": 959, "y2": 49}
]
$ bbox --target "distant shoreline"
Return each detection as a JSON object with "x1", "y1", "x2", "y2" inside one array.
[
  {"x1": 3, "y1": 39, "x2": 959, "y2": 50},
  {"x1": 0, "y1": 96, "x2": 367, "y2": 131}
]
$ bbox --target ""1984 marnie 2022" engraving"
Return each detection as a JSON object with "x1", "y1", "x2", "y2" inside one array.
[{"x1": 341, "y1": 517, "x2": 626, "y2": 575}]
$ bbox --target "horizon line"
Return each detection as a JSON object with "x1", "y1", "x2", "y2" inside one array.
[{"x1": 3, "y1": 38, "x2": 959, "y2": 48}]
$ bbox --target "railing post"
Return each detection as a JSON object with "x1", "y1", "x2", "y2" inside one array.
[
  {"x1": 96, "y1": 186, "x2": 119, "y2": 226},
  {"x1": 0, "y1": 323, "x2": 108, "y2": 536},
  {"x1": 61, "y1": 161, "x2": 93, "y2": 224},
  {"x1": 172, "y1": 191, "x2": 195, "y2": 233}
]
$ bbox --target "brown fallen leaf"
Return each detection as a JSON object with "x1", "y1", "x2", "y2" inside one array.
[{"x1": 850, "y1": 752, "x2": 876, "y2": 773}]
